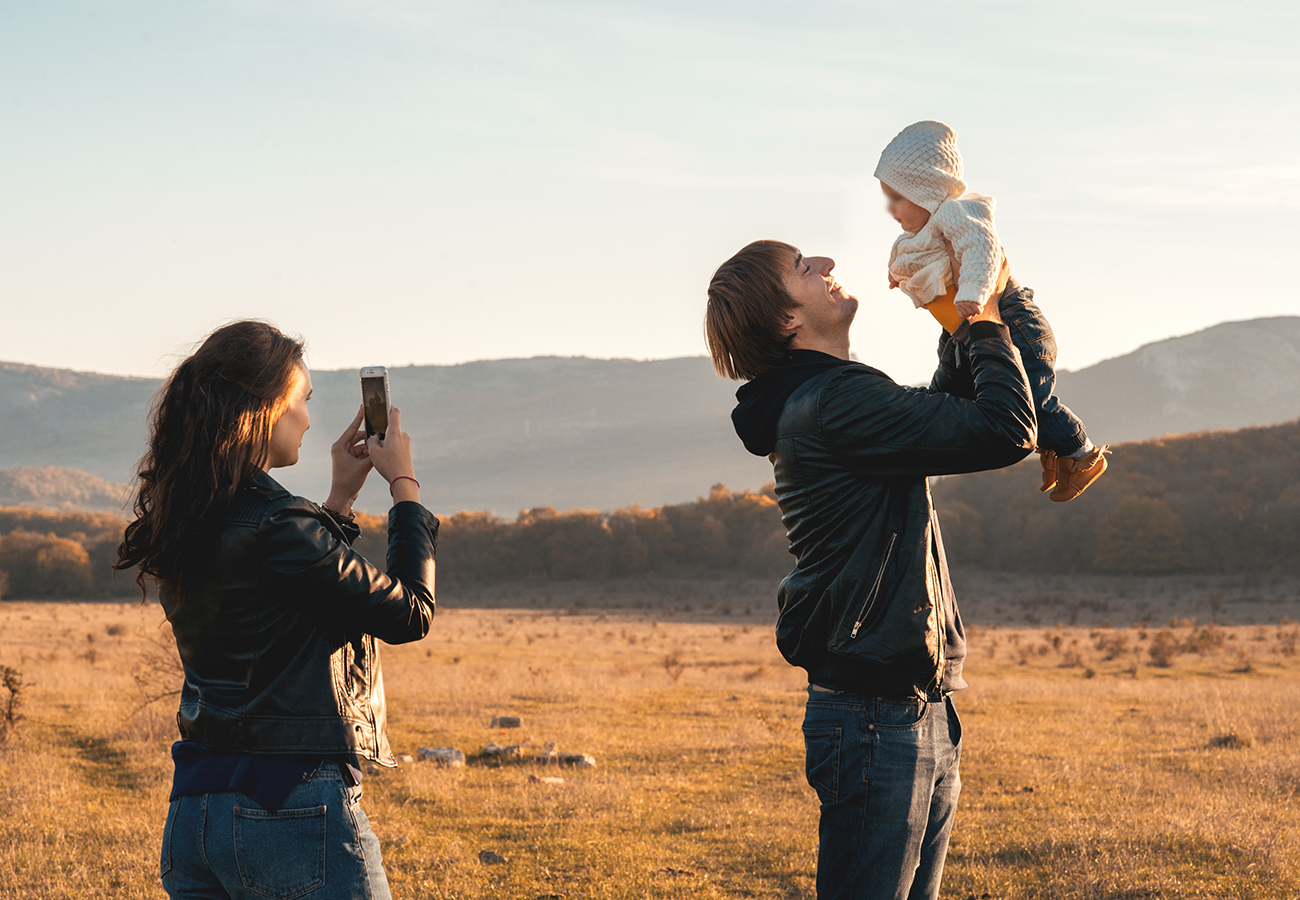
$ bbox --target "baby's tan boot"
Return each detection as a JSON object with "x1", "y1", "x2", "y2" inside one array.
[
  {"x1": 1050, "y1": 445, "x2": 1110, "y2": 502},
  {"x1": 1038, "y1": 449, "x2": 1058, "y2": 492}
]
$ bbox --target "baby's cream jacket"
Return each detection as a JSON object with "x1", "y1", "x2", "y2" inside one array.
[{"x1": 888, "y1": 192, "x2": 1001, "y2": 309}]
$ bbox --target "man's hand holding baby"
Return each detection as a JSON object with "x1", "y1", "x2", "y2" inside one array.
[
  {"x1": 967, "y1": 251, "x2": 1011, "y2": 325},
  {"x1": 944, "y1": 238, "x2": 1009, "y2": 322}
]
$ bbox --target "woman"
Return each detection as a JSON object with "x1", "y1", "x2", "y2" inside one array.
[{"x1": 117, "y1": 320, "x2": 436, "y2": 900}]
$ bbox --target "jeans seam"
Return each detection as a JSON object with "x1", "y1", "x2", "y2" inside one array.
[
  {"x1": 345, "y1": 791, "x2": 374, "y2": 900},
  {"x1": 860, "y1": 706, "x2": 872, "y2": 789},
  {"x1": 159, "y1": 799, "x2": 175, "y2": 878},
  {"x1": 198, "y1": 794, "x2": 213, "y2": 871}
]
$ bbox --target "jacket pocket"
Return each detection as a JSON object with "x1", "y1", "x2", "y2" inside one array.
[
  {"x1": 826, "y1": 527, "x2": 935, "y2": 667},
  {"x1": 233, "y1": 805, "x2": 327, "y2": 900},
  {"x1": 848, "y1": 532, "x2": 897, "y2": 640}
]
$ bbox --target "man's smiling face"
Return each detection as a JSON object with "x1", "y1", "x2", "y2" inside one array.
[{"x1": 781, "y1": 250, "x2": 858, "y2": 346}]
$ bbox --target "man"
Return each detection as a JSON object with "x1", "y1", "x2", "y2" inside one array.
[{"x1": 705, "y1": 240, "x2": 1036, "y2": 900}]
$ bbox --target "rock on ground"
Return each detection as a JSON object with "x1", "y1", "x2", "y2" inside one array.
[
  {"x1": 484, "y1": 742, "x2": 527, "y2": 759},
  {"x1": 417, "y1": 746, "x2": 466, "y2": 767}
]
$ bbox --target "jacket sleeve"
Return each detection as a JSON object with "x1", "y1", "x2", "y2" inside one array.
[
  {"x1": 822, "y1": 322, "x2": 1037, "y2": 478},
  {"x1": 259, "y1": 499, "x2": 438, "y2": 644},
  {"x1": 928, "y1": 325, "x2": 975, "y2": 399},
  {"x1": 936, "y1": 196, "x2": 1001, "y2": 307}
]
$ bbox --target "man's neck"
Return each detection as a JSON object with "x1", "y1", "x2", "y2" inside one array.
[{"x1": 789, "y1": 334, "x2": 851, "y2": 361}]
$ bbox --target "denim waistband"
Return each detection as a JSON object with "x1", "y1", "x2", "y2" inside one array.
[{"x1": 809, "y1": 684, "x2": 949, "y2": 703}]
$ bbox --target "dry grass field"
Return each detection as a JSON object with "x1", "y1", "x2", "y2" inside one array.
[{"x1": 1, "y1": 598, "x2": 1299, "y2": 899}]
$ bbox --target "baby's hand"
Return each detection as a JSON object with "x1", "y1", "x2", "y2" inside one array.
[
  {"x1": 955, "y1": 300, "x2": 981, "y2": 319},
  {"x1": 888, "y1": 273, "x2": 900, "y2": 290}
]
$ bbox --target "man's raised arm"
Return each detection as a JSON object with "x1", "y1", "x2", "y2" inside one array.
[{"x1": 821, "y1": 320, "x2": 1037, "y2": 479}]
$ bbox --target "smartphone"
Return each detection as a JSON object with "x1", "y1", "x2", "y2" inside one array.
[{"x1": 360, "y1": 367, "x2": 390, "y2": 439}]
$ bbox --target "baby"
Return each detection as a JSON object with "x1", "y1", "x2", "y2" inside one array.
[{"x1": 875, "y1": 120, "x2": 1107, "y2": 501}]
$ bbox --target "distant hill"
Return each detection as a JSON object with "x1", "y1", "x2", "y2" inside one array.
[
  {"x1": 294, "y1": 356, "x2": 773, "y2": 514},
  {"x1": 0, "y1": 467, "x2": 130, "y2": 512},
  {"x1": 1055, "y1": 316, "x2": 1300, "y2": 443},
  {"x1": 3, "y1": 316, "x2": 1300, "y2": 514},
  {"x1": 0, "y1": 361, "x2": 156, "y2": 485}
]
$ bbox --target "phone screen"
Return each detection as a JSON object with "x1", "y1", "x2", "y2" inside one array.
[{"x1": 361, "y1": 376, "x2": 389, "y2": 438}]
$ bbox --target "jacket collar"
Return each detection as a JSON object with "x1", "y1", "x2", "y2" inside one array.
[
  {"x1": 245, "y1": 469, "x2": 292, "y2": 498},
  {"x1": 731, "y1": 349, "x2": 855, "y2": 457}
]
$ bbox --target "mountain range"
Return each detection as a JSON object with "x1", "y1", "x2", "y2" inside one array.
[{"x1": 3, "y1": 315, "x2": 1299, "y2": 515}]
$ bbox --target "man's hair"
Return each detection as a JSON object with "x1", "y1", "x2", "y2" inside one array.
[{"x1": 704, "y1": 240, "x2": 799, "y2": 381}]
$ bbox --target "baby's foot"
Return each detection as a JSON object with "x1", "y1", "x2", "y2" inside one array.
[
  {"x1": 1050, "y1": 446, "x2": 1110, "y2": 502},
  {"x1": 1037, "y1": 450, "x2": 1058, "y2": 492}
]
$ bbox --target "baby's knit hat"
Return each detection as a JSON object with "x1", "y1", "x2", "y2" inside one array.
[{"x1": 874, "y1": 120, "x2": 966, "y2": 214}]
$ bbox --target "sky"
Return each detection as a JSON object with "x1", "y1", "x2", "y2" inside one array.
[{"x1": 2, "y1": 1, "x2": 1298, "y2": 385}]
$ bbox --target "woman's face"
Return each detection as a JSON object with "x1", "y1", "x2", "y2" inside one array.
[{"x1": 265, "y1": 363, "x2": 312, "y2": 470}]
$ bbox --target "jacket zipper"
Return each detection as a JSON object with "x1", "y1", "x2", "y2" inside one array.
[{"x1": 850, "y1": 532, "x2": 897, "y2": 639}]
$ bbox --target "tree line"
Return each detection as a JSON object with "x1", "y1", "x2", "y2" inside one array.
[
  {"x1": 0, "y1": 485, "x2": 790, "y2": 599},
  {"x1": 345, "y1": 484, "x2": 790, "y2": 588},
  {"x1": 932, "y1": 418, "x2": 1300, "y2": 575},
  {"x1": 2, "y1": 417, "x2": 1299, "y2": 599},
  {"x1": 0, "y1": 508, "x2": 132, "y2": 599}
]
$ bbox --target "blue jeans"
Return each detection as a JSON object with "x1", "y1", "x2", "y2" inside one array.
[
  {"x1": 999, "y1": 284, "x2": 1088, "y2": 456},
  {"x1": 160, "y1": 762, "x2": 391, "y2": 900},
  {"x1": 802, "y1": 688, "x2": 963, "y2": 900}
]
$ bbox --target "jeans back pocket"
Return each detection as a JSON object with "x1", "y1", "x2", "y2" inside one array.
[
  {"x1": 233, "y1": 805, "x2": 327, "y2": 900},
  {"x1": 802, "y1": 726, "x2": 843, "y2": 806}
]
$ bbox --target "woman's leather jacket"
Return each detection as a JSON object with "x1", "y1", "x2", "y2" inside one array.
[{"x1": 162, "y1": 470, "x2": 438, "y2": 766}]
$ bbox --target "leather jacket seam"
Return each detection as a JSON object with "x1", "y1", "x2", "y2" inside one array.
[{"x1": 814, "y1": 369, "x2": 867, "y2": 479}]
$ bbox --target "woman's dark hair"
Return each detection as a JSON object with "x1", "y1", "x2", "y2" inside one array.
[
  {"x1": 116, "y1": 320, "x2": 306, "y2": 596},
  {"x1": 705, "y1": 240, "x2": 799, "y2": 381}
]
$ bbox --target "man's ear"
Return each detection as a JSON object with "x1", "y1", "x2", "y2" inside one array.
[{"x1": 778, "y1": 309, "x2": 802, "y2": 338}]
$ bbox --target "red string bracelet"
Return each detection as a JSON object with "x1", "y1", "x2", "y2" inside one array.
[{"x1": 389, "y1": 475, "x2": 420, "y2": 495}]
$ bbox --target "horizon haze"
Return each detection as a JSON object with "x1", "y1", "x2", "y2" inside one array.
[{"x1": 5, "y1": 314, "x2": 1300, "y2": 515}]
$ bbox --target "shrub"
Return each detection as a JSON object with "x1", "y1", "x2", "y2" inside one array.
[
  {"x1": 1184, "y1": 625, "x2": 1226, "y2": 655},
  {"x1": 1095, "y1": 631, "x2": 1130, "y2": 661},
  {"x1": 0, "y1": 666, "x2": 24, "y2": 744},
  {"x1": 1149, "y1": 630, "x2": 1181, "y2": 668}
]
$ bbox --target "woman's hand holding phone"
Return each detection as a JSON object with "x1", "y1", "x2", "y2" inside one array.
[
  {"x1": 324, "y1": 406, "x2": 374, "y2": 515},
  {"x1": 367, "y1": 406, "x2": 420, "y2": 504}
]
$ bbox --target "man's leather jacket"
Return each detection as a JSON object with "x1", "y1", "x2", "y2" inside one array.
[
  {"x1": 766, "y1": 322, "x2": 1035, "y2": 695},
  {"x1": 162, "y1": 470, "x2": 438, "y2": 766}
]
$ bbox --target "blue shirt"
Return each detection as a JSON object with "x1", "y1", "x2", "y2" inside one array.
[{"x1": 169, "y1": 741, "x2": 363, "y2": 812}]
